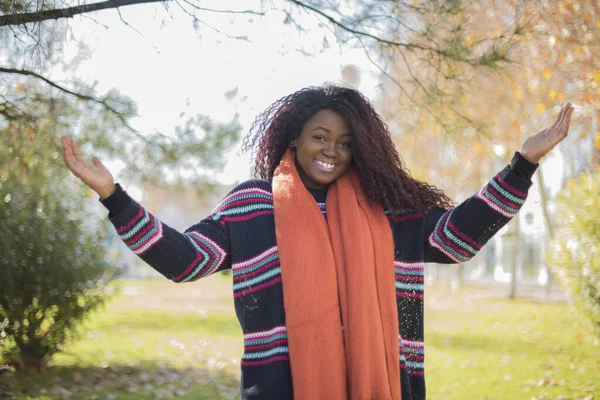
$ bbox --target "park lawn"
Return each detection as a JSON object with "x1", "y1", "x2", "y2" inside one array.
[
  {"x1": 2, "y1": 279, "x2": 599, "y2": 399},
  {"x1": 425, "y1": 286, "x2": 600, "y2": 400}
]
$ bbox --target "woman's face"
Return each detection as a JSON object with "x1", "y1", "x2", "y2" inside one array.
[{"x1": 294, "y1": 109, "x2": 353, "y2": 189}]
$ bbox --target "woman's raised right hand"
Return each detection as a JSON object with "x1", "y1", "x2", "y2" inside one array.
[{"x1": 61, "y1": 136, "x2": 116, "y2": 199}]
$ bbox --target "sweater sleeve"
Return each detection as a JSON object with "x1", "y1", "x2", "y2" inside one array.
[
  {"x1": 423, "y1": 152, "x2": 537, "y2": 264},
  {"x1": 100, "y1": 184, "x2": 231, "y2": 282}
]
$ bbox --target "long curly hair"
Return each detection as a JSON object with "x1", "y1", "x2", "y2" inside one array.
[{"x1": 242, "y1": 85, "x2": 454, "y2": 212}]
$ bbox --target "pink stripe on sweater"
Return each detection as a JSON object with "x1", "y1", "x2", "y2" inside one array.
[
  {"x1": 216, "y1": 197, "x2": 273, "y2": 212},
  {"x1": 407, "y1": 370, "x2": 425, "y2": 376},
  {"x1": 221, "y1": 210, "x2": 274, "y2": 224},
  {"x1": 447, "y1": 220, "x2": 482, "y2": 249},
  {"x1": 477, "y1": 191, "x2": 516, "y2": 217},
  {"x1": 496, "y1": 175, "x2": 527, "y2": 197},
  {"x1": 117, "y1": 207, "x2": 145, "y2": 234},
  {"x1": 241, "y1": 355, "x2": 289, "y2": 367},
  {"x1": 395, "y1": 275, "x2": 424, "y2": 283},
  {"x1": 485, "y1": 185, "x2": 521, "y2": 209},
  {"x1": 388, "y1": 212, "x2": 426, "y2": 223},
  {"x1": 396, "y1": 291, "x2": 424, "y2": 300},
  {"x1": 244, "y1": 340, "x2": 289, "y2": 352},
  {"x1": 244, "y1": 325, "x2": 286, "y2": 338},
  {"x1": 234, "y1": 260, "x2": 280, "y2": 282},
  {"x1": 124, "y1": 217, "x2": 155, "y2": 246},
  {"x1": 434, "y1": 214, "x2": 473, "y2": 258},
  {"x1": 173, "y1": 251, "x2": 203, "y2": 282},
  {"x1": 234, "y1": 277, "x2": 282, "y2": 298}
]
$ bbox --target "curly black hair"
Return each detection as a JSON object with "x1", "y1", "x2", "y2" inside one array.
[{"x1": 242, "y1": 85, "x2": 454, "y2": 212}]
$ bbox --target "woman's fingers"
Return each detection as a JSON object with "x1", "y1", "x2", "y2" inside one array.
[
  {"x1": 62, "y1": 136, "x2": 79, "y2": 173},
  {"x1": 71, "y1": 138, "x2": 90, "y2": 169},
  {"x1": 62, "y1": 136, "x2": 90, "y2": 178},
  {"x1": 557, "y1": 104, "x2": 573, "y2": 135}
]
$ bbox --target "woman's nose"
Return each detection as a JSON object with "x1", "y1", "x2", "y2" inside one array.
[{"x1": 322, "y1": 142, "x2": 337, "y2": 157}]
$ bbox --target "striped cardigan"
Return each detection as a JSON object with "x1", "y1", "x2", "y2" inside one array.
[{"x1": 101, "y1": 152, "x2": 537, "y2": 399}]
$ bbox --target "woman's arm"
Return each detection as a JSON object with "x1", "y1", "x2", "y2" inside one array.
[
  {"x1": 424, "y1": 103, "x2": 574, "y2": 263},
  {"x1": 62, "y1": 136, "x2": 231, "y2": 281},
  {"x1": 424, "y1": 152, "x2": 536, "y2": 263}
]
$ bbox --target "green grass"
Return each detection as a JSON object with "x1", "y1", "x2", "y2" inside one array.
[
  {"x1": 4, "y1": 312, "x2": 242, "y2": 399},
  {"x1": 425, "y1": 287, "x2": 600, "y2": 400},
  {"x1": 2, "y1": 281, "x2": 599, "y2": 399}
]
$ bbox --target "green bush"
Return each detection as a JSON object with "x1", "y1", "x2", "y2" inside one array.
[
  {"x1": 548, "y1": 172, "x2": 600, "y2": 337},
  {"x1": 0, "y1": 120, "x2": 115, "y2": 372}
]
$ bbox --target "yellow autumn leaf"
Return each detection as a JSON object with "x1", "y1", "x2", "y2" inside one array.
[
  {"x1": 597, "y1": 21, "x2": 600, "y2": 29},
  {"x1": 542, "y1": 69, "x2": 553, "y2": 80},
  {"x1": 594, "y1": 136, "x2": 600, "y2": 150},
  {"x1": 558, "y1": 2, "x2": 565, "y2": 11},
  {"x1": 567, "y1": 178, "x2": 576, "y2": 189},
  {"x1": 514, "y1": 88, "x2": 522, "y2": 100},
  {"x1": 575, "y1": 46, "x2": 584, "y2": 55},
  {"x1": 548, "y1": 89, "x2": 558, "y2": 100},
  {"x1": 593, "y1": 71, "x2": 600, "y2": 82},
  {"x1": 464, "y1": 36, "x2": 474, "y2": 47},
  {"x1": 534, "y1": 103, "x2": 546, "y2": 114},
  {"x1": 16, "y1": 84, "x2": 26, "y2": 92}
]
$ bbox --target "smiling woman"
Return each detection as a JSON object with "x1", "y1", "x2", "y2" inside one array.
[
  {"x1": 294, "y1": 109, "x2": 353, "y2": 189},
  {"x1": 62, "y1": 84, "x2": 573, "y2": 400}
]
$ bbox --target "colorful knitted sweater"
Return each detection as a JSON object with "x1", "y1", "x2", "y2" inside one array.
[{"x1": 100, "y1": 152, "x2": 537, "y2": 400}]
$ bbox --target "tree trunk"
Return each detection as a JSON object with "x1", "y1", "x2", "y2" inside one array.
[
  {"x1": 536, "y1": 166, "x2": 555, "y2": 299},
  {"x1": 509, "y1": 217, "x2": 521, "y2": 299}
]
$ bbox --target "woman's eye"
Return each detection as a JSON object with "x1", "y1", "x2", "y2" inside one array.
[
  {"x1": 340, "y1": 142, "x2": 352, "y2": 148},
  {"x1": 313, "y1": 136, "x2": 326, "y2": 142}
]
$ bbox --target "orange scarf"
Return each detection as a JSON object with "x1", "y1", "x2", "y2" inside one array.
[{"x1": 273, "y1": 149, "x2": 401, "y2": 399}]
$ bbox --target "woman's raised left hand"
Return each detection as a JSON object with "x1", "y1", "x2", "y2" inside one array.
[{"x1": 520, "y1": 103, "x2": 574, "y2": 164}]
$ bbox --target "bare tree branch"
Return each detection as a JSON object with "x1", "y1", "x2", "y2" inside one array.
[
  {"x1": 0, "y1": 66, "x2": 138, "y2": 132},
  {"x1": 0, "y1": 0, "x2": 165, "y2": 27},
  {"x1": 0, "y1": 0, "x2": 263, "y2": 28}
]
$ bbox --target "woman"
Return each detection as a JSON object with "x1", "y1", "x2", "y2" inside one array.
[{"x1": 62, "y1": 85, "x2": 574, "y2": 400}]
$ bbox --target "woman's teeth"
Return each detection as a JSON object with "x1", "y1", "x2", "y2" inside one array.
[{"x1": 316, "y1": 160, "x2": 335, "y2": 170}]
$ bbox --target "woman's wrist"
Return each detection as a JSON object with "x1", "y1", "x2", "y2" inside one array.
[
  {"x1": 518, "y1": 150, "x2": 540, "y2": 164},
  {"x1": 97, "y1": 183, "x2": 117, "y2": 200}
]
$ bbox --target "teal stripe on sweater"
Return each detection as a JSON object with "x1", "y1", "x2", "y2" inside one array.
[
  {"x1": 233, "y1": 254, "x2": 279, "y2": 277},
  {"x1": 233, "y1": 267, "x2": 281, "y2": 290},
  {"x1": 242, "y1": 346, "x2": 289, "y2": 359},
  {"x1": 482, "y1": 187, "x2": 520, "y2": 213},
  {"x1": 119, "y1": 210, "x2": 151, "y2": 240},
  {"x1": 489, "y1": 179, "x2": 526, "y2": 204},
  {"x1": 245, "y1": 334, "x2": 288, "y2": 346}
]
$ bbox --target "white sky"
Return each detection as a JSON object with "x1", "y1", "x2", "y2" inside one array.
[{"x1": 62, "y1": 0, "x2": 380, "y2": 188}]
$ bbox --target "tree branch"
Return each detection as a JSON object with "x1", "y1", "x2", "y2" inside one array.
[
  {"x1": 0, "y1": 66, "x2": 137, "y2": 132},
  {"x1": 0, "y1": 0, "x2": 263, "y2": 28},
  {"x1": 0, "y1": 0, "x2": 164, "y2": 27}
]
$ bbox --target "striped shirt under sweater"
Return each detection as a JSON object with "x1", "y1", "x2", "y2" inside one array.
[{"x1": 100, "y1": 152, "x2": 537, "y2": 400}]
